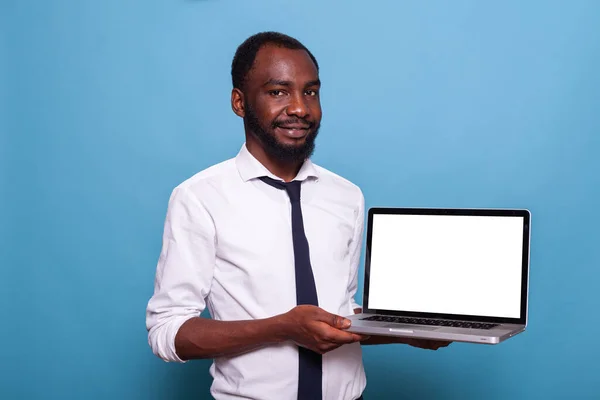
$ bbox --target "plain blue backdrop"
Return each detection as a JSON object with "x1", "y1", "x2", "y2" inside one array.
[{"x1": 2, "y1": 0, "x2": 599, "y2": 399}]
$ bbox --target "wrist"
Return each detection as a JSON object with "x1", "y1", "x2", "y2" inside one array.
[{"x1": 270, "y1": 312, "x2": 292, "y2": 343}]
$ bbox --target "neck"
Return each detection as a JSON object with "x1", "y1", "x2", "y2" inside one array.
[{"x1": 245, "y1": 136, "x2": 304, "y2": 182}]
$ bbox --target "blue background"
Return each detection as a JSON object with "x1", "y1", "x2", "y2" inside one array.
[{"x1": 2, "y1": 0, "x2": 599, "y2": 398}]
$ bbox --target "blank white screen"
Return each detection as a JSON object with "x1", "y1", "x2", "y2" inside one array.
[{"x1": 368, "y1": 214, "x2": 524, "y2": 318}]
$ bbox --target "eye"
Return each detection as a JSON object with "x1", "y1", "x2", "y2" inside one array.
[
  {"x1": 269, "y1": 90, "x2": 285, "y2": 96},
  {"x1": 305, "y1": 89, "x2": 319, "y2": 96}
]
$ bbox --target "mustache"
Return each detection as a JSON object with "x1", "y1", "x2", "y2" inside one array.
[{"x1": 271, "y1": 118, "x2": 315, "y2": 129}]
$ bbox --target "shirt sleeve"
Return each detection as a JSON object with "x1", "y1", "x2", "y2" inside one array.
[
  {"x1": 145, "y1": 185, "x2": 216, "y2": 363},
  {"x1": 346, "y1": 189, "x2": 365, "y2": 315}
]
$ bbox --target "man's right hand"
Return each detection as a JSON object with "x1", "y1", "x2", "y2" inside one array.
[{"x1": 278, "y1": 305, "x2": 368, "y2": 354}]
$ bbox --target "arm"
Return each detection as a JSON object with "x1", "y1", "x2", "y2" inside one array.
[
  {"x1": 174, "y1": 315, "x2": 285, "y2": 360},
  {"x1": 146, "y1": 186, "x2": 217, "y2": 362},
  {"x1": 175, "y1": 306, "x2": 367, "y2": 360},
  {"x1": 345, "y1": 191, "x2": 365, "y2": 315},
  {"x1": 345, "y1": 193, "x2": 393, "y2": 346},
  {"x1": 146, "y1": 186, "x2": 364, "y2": 362}
]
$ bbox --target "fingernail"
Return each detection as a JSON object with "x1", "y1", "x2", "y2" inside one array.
[{"x1": 343, "y1": 319, "x2": 351, "y2": 327}]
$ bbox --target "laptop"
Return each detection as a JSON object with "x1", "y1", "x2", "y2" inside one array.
[{"x1": 347, "y1": 207, "x2": 531, "y2": 344}]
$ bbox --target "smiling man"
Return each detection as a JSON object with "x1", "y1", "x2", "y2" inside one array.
[{"x1": 146, "y1": 31, "x2": 448, "y2": 400}]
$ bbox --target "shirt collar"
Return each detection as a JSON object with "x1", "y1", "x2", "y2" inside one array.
[{"x1": 235, "y1": 143, "x2": 320, "y2": 183}]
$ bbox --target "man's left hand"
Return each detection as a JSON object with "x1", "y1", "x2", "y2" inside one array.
[
  {"x1": 358, "y1": 334, "x2": 451, "y2": 349},
  {"x1": 402, "y1": 338, "x2": 452, "y2": 350}
]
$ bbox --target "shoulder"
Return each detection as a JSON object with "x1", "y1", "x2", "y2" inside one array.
[
  {"x1": 169, "y1": 158, "x2": 238, "y2": 202},
  {"x1": 312, "y1": 163, "x2": 364, "y2": 210}
]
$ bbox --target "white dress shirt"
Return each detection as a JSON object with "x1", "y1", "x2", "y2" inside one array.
[{"x1": 146, "y1": 143, "x2": 366, "y2": 400}]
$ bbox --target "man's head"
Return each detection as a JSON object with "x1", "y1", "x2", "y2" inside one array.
[{"x1": 231, "y1": 32, "x2": 321, "y2": 164}]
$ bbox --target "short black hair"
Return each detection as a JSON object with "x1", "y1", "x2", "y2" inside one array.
[{"x1": 231, "y1": 31, "x2": 319, "y2": 90}]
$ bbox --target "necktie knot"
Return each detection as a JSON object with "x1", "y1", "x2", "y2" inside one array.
[{"x1": 259, "y1": 176, "x2": 302, "y2": 203}]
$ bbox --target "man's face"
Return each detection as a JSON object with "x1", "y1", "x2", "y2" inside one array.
[{"x1": 241, "y1": 45, "x2": 322, "y2": 163}]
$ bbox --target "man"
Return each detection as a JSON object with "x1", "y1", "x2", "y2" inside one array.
[{"x1": 146, "y1": 31, "x2": 449, "y2": 400}]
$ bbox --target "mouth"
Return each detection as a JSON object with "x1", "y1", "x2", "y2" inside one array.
[{"x1": 275, "y1": 125, "x2": 310, "y2": 139}]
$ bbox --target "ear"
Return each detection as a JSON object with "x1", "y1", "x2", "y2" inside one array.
[{"x1": 231, "y1": 88, "x2": 245, "y2": 118}]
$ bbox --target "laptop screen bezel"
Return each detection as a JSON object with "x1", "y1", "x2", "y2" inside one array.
[{"x1": 362, "y1": 207, "x2": 530, "y2": 325}]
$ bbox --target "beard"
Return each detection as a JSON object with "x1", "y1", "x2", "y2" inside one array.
[{"x1": 244, "y1": 102, "x2": 320, "y2": 164}]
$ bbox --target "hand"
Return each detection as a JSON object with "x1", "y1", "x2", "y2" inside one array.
[
  {"x1": 404, "y1": 338, "x2": 452, "y2": 350},
  {"x1": 280, "y1": 305, "x2": 369, "y2": 354}
]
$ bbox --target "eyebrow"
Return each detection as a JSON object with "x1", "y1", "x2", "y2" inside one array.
[
  {"x1": 262, "y1": 79, "x2": 321, "y2": 88},
  {"x1": 262, "y1": 79, "x2": 291, "y2": 87}
]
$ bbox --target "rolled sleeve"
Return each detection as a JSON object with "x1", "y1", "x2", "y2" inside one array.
[
  {"x1": 347, "y1": 189, "x2": 365, "y2": 314},
  {"x1": 146, "y1": 185, "x2": 216, "y2": 362}
]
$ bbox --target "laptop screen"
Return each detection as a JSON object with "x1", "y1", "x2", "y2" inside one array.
[{"x1": 366, "y1": 212, "x2": 526, "y2": 320}]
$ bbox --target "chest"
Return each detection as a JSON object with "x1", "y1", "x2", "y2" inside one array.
[{"x1": 208, "y1": 185, "x2": 357, "y2": 313}]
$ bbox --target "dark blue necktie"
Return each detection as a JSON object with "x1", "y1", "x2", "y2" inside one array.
[{"x1": 259, "y1": 177, "x2": 322, "y2": 400}]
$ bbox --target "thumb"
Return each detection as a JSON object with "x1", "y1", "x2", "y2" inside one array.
[{"x1": 316, "y1": 309, "x2": 351, "y2": 329}]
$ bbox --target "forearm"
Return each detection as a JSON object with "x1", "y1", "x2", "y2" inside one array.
[{"x1": 174, "y1": 315, "x2": 288, "y2": 360}]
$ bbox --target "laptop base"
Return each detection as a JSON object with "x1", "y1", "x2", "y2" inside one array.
[{"x1": 347, "y1": 313, "x2": 525, "y2": 345}]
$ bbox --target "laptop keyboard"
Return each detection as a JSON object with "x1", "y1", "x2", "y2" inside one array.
[{"x1": 360, "y1": 315, "x2": 499, "y2": 330}]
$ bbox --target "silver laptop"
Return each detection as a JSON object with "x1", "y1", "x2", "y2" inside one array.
[{"x1": 347, "y1": 207, "x2": 531, "y2": 344}]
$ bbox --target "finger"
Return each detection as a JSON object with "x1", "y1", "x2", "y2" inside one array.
[
  {"x1": 313, "y1": 309, "x2": 351, "y2": 329},
  {"x1": 429, "y1": 341, "x2": 451, "y2": 350},
  {"x1": 302, "y1": 339, "x2": 339, "y2": 354},
  {"x1": 408, "y1": 339, "x2": 435, "y2": 350},
  {"x1": 349, "y1": 333, "x2": 370, "y2": 342},
  {"x1": 430, "y1": 341, "x2": 451, "y2": 349},
  {"x1": 319, "y1": 326, "x2": 368, "y2": 344},
  {"x1": 320, "y1": 326, "x2": 364, "y2": 344},
  {"x1": 316, "y1": 342, "x2": 343, "y2": 354},
  {"x1": 411, "y1": 339, "x2": 450, "y2": 349}
]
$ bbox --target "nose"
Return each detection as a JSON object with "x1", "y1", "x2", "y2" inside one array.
[{"x1": 286, "y1": 93, "x2": 309, "y2": 118}]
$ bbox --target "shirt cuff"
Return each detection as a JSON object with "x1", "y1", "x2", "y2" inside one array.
[{"x1": 149, "y1": 314, "x2": 197, "y2": 363}]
